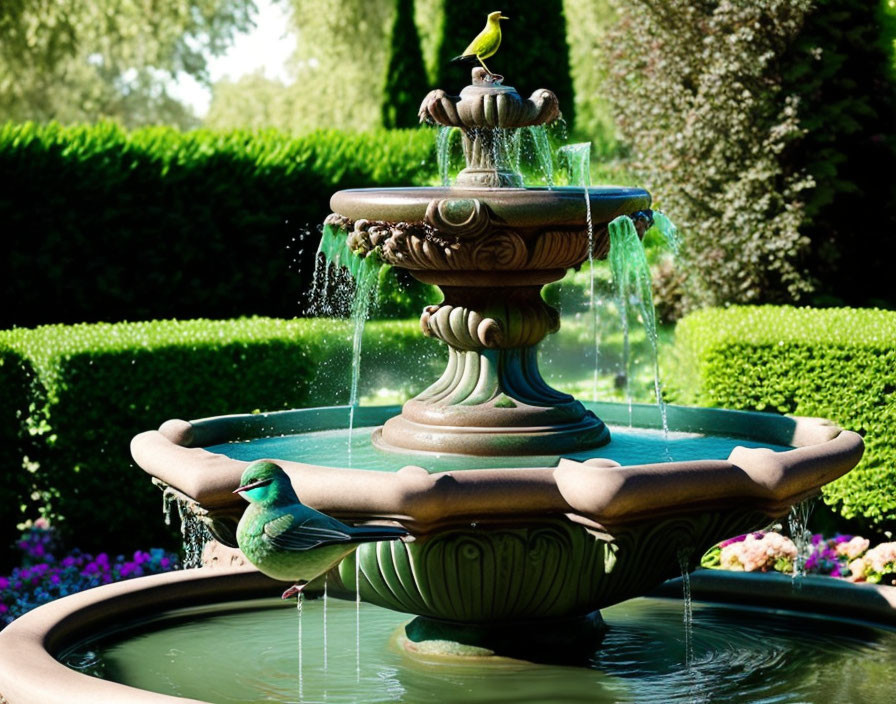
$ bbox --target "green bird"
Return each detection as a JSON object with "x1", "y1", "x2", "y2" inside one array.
[
  {"x1": 234, "y1": 460, "x2": 408, "y2": 599},
  {"x1": 451, "y1": 11, "x2": 509, "y2": 77}
]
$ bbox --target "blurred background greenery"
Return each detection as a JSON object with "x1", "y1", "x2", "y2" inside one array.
[{"x1": 2, "y1": 0, "x2": 894, "y2": 323}]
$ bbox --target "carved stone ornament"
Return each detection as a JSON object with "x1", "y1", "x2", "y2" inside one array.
[
  {"x1": 419, "y1": 68, "x2": 560, "y2": 130},
  {"x1": 326, "y1": 209, "x2": 596, "y2": 277},
  {"x1": 419, "y1": 68, "x2": 561, "y2": 188}
]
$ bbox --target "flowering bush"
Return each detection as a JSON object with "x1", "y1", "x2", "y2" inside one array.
[
  {"x1": 848, "y1": 542, "x2": 896, "y2": 585},
  {"x1": 702, "y1": 532, "x2": 798, "y2": 573},
  {"x1": 701, "y1": 531, "x2": 894, "y2": 586},
  {"x1": 0, "y1": 521, "x2": 180, "y2": 628}
]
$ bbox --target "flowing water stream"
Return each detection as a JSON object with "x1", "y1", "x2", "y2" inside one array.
[
  {"x1": 559, "y1": 143, "x2": 600, "y2": 401},
  {"x1": 789, "y1": 498, "x2": 816, "y2": 586},
  {"x1": 608, "y1": 215, "x2": 669, "y2": 435}
]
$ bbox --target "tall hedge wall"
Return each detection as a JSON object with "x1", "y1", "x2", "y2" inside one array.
[
  {"x1": 0, "y1": 123, "x2": 436, "y2": 329},
  {"x1": 0, "y1": 317, "x2": 440, "y2": 563},
  {"x1": 670, "y1": 306, "x2": 896, "y2": 535}
]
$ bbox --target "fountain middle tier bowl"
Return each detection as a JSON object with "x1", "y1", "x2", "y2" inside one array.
[{"x1": 131, "y1": 402, "x2": 863, "y2": 626}]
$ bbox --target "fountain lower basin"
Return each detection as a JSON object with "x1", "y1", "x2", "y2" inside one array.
[
  {"x1": 1, "y1": 567, "x2": 894, "y2": 704},
  {"x1": 131, "y1": 401, "x2": 862, "y2": 626}
]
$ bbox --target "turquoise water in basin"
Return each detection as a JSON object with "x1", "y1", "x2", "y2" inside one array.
[
  {"x1": 206, "y1": 424, "x2": 792, "y2": 472},
  {"x1": 65, "y1": 595, "x2": 896, "y2": 704}
]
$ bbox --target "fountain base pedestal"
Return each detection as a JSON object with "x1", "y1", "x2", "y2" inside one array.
[{"x1": 372, "y1": 346, "x2": 611, "y2": 456}]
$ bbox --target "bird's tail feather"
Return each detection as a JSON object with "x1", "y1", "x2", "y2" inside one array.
[
  {"x1": 451, "y1": 54, "x2": 477, "y2": 64},
  {"x1": 350, "y1": 524, "x2": 409, "y2": 542}
]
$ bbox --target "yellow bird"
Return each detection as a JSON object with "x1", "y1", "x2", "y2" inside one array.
[{"x1": 451, "y1": 11, "x2": 509, "y2": 77}]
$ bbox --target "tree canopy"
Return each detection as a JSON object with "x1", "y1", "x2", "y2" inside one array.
[
  {"x1": 0, "y1": 0, "x2": 255, "y2": 128},
  {"x1": 604, "y1": 0, "x2": 896, "y2": 311}
]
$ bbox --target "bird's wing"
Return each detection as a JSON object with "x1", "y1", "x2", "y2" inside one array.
[
  {"x1": 461, "y1": 28, "x2": 490, "y2": 57},
  {"x1": 263, "y1": 513, "x2": 352, "y2": 552},
  {"x1": 463, "y1": 26, "x2": 501, "y2": 59}
]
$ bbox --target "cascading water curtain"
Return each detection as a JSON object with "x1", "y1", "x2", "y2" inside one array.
[
  {"x1": 313, "y1": 220, "x2": 386, "y2": 457},
  {"x1": 608, "y1": 214, "x2": 668, "y2": 433},
  {"x1": 526, "y1": 125, "x2": 554, "y2": 187},
  {"x1": 558, "y1": 143, "x2": 599, "y2": 400}
]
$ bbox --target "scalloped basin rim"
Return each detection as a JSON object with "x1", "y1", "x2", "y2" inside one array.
[
  {"x1": 130, "y1": 401, "x2": 864, "y2": 533},
  {"x1": 329, "y1": 186, "x2": 652, "y2": 226},
  {"x1": 0, "y1": 568, "x2": 893, "y2": 704}
]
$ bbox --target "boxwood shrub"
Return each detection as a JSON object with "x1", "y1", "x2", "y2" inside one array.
[
  {"x1": 669, "y1": 306, "x2": 896, "y2": 534},
  {"x1": 0, "y1": 122, "x2": 436, "y2": 328},
  {"x1": 0, "y1": 317, "x2": 440, "y2": 559},
  {"x1": 0, "y1": 344, "x2": 37, "y2": 569}
]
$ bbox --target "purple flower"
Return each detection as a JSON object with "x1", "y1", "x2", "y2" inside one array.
[{"x1": 720, "y1": 534, "x2": 750, "y2": 547}]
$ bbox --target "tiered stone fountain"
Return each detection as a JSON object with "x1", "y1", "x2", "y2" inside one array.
[
  {"x1": 127, "y1": 69, "x2": 862, "y2": 635},
  {"x1": 0, "y1": 69, "x2": 875, "y2": 704}
]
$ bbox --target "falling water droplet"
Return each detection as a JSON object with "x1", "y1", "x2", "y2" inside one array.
[
  {"x1": 527, "y1": 126, "x2": 554, "y2": 187},
  {"x1": 608, "y1": 214, "x2": 670, "y2": 436},
  {"x1": 436, "y1": 126, "x2": 456, "y2": 186}
]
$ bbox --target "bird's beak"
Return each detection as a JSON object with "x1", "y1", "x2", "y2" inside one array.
[
  {"x1": 233, "y1": 478, "x2": 271, "y2": 494},
  {"x1": 500, "y1": 15, "x2": 509, "y2": 20}
]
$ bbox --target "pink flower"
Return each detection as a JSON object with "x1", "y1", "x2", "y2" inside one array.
[
  {"x1": 720, "y1": 532, "x2": 797, "y2": 572},
  {"x1": 867, "y1": 542, "x2": 896, "y2": 574},
  {"x1": 835, "y1": 536, "x2": 869, "y2": 560}
]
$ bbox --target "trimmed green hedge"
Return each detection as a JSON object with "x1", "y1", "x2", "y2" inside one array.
[
  {"x1": 669, "y1": 306, "x2": 896, "y2": 534},
  {"x1": 0, "y1": 344, "x2": 36, "y2": 569},
  {"x1": 0, "y1": 317, "x2": 441, "y2": 560},
  {"x1": 0, "y1": 122, "x2": 436, "y2": 328}
]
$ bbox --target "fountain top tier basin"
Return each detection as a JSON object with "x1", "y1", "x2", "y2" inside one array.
[{"x1": 323, "y1": 69, "x2": 653, "y2": 457}]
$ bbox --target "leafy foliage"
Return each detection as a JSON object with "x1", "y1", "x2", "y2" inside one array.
[
  {"x1": 206, "y1": 0, "x2": 398, "y2": 131},
  {"x1": 604, "y1": 0, "x2": 816, "y2": 309},
  {"x1": 561, "y1": 0, "x2": 619, "y2": 149},
  {"x1": 0, "y1": 344, "x2": 34, "y2": 570},
  {"x1": 604, "y1": 1, "x2": 896, "y2": 311},
  {"x1": 670, "y1": 306, "x2": 896, "y2": 535},
  {"x1": 0, "y1": 122, "x2": 436, "y2": 328},
  {"x1": 780, "y1": 0, "x2": 896, "y2": 307},
  {"x1": 0, "y1": 0, "x2": 253, "y2": 128},
  {"x1": 0, "y1": 317, "x2": 439, "y2": 560}
]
